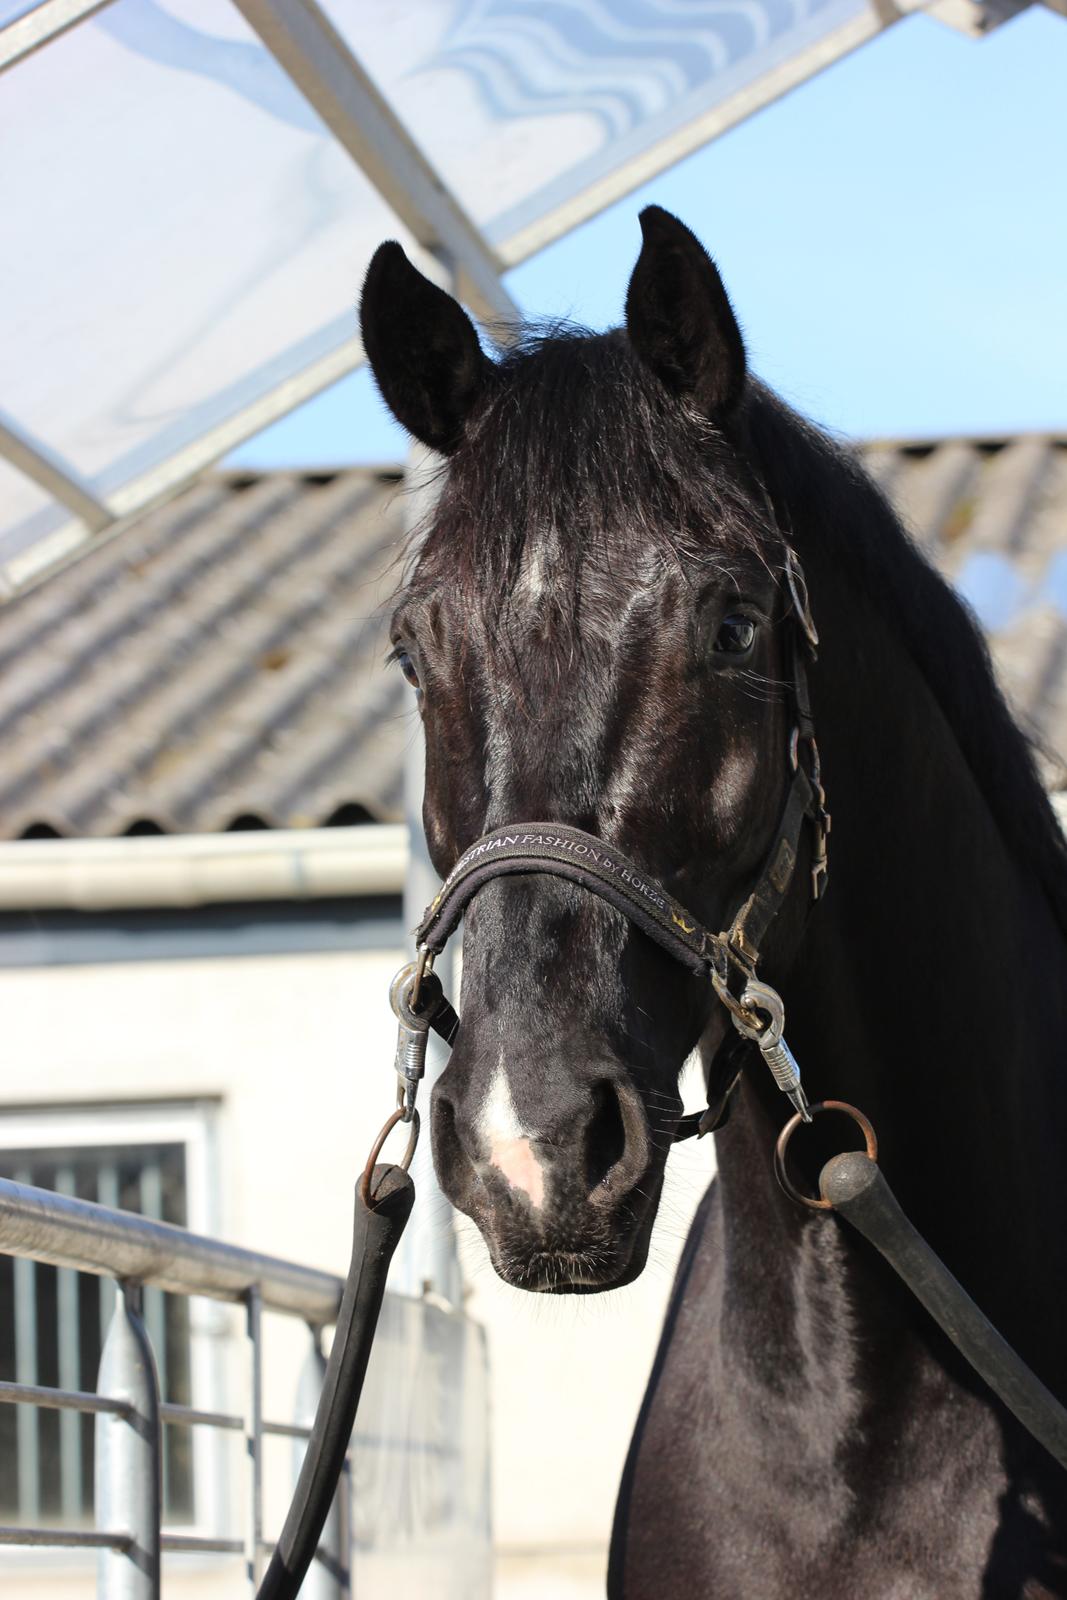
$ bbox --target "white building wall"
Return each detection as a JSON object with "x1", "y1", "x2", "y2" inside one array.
[{"x1": 1, "y1": 942, "x2": 714, "y2": 1597}]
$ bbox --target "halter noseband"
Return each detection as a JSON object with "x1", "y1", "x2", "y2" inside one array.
[{"x1": 392, "y1": 545, "x2": 830, "y2": 1139}]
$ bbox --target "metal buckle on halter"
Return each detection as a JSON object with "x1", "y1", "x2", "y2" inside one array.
[
  {"x1": 728, "y1": 924, "x2": 759, "y2": 969},
  {"x1": 809, "y1": 816, "x2": 831, "y2": 901},
  {"x1": 790, "y1": 728, "x2": 832, "y2": 900},
  {"x1": 784, "y1": 546, "x2": 819, "y2": 656},
  {"x1": 711, "y1": 953, "x2": 753, "y2": 1029}
]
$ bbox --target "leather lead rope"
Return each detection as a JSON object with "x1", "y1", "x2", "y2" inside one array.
[
  {"x1": 776, "y1": 1105, "x2": 1067, "y2": 1474},
  {"x1": 256, "y1": 1166, "x2": 414, "y2": 1600},
  {"x1": 820, "y1": 1151, "x2": 1067, "y2": 1472}
]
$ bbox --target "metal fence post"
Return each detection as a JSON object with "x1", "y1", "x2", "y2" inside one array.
[
  {"x1": 94, "y1": 1280, "x2": 162, "y2": 1600},
  {"x1": 292, "y1": 1329, "x2": 349, "y2": 1599},
  {"x1": 245, "y1": 1286, "x2": 264, "y2": 1593}
]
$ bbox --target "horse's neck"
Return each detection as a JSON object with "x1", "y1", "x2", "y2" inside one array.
[{"x1": 713, "y1": 536, "x2": 1067, "y2": 1391}]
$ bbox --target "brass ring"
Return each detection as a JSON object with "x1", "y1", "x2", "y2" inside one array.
[
  {"x1": 774, "y1": 1099, "x2": 878, "y2": 1212},
  {"x1": 360, "y1": 1108, "x2": 420, "y2": 1207}
]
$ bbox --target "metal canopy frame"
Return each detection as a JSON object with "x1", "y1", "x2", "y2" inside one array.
[
  {"x1": 1, "y1": 0, "x2": 1036, "y2": 602},
  {"x1": 230, "y1": 0, "x2": 517, "y2": 328},
  {"x1": 0, "y1": 0, "x2": 526, "y2": 599},
  {"x1": 0, "y1": 0, "x2": 110, "y2": 72}
]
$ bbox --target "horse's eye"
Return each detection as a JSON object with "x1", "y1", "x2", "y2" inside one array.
[
  {"x1": 393, "y1": 650, "x2": 420, "y2": 689},
  {"x1": 714, "y1": 615, "x2": 756, "y2": 655}
]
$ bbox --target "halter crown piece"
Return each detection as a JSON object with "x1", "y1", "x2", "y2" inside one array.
[{"x1": 387, "y1": 545, "x2": 830, "y2": 1143}]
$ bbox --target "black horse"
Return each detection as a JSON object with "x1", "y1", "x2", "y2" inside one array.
[{"x1": 360, "y1": 209, "x2": 1067, "y2": 1597}]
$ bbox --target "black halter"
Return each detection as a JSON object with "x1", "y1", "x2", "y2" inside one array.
[{"x1": 406, "y1": 546, "x2": 830, "y2": 1137}]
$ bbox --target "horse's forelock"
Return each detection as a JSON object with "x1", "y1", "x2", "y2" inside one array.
[{"x1": 401, "y1": 325, "x2": 778, "y2": 633}]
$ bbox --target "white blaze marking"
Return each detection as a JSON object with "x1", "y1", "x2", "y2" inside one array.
[
  {"x1": 478, "y1": 1059, "x2": 545, "y2": 1208},
  {"x1": 520, "y1": 544, "x2": 545, "y2": 600}
]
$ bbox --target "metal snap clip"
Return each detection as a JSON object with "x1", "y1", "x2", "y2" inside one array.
[{"x1": 389, "y1": 952, "x2": 443, "y2": 1122}]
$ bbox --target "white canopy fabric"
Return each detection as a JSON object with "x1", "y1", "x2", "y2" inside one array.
[{"x1": 0, "y1": 0, "x2": 1031, "y2": 597}]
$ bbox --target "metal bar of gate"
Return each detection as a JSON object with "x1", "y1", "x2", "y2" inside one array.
[
  {"x1": 245, "y1": 1286, "x2": 264, "y2": 1593},
  {"x1": 95, "y1": 1281, "x2": 162, "y2": 1598},
  {"x1": 0, "y1": 1176, "x2": 343, "y2": 1320},
  {"x1": 0, "y1": 1177, "x2": 352, "y2": 1597},
  {"x1": 12, "y1": 1163, "x2": 40, "y2": 1525},
  {"x1": 55, "y1": 1163, "x2": 83, "y2": 1523}
]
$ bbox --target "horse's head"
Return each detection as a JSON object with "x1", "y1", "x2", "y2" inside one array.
[{"x1": 361, "y1": 209, "x2": 806, "y2": 1292}]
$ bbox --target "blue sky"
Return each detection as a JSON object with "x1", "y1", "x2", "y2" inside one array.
[{"x1": 231, "y1": 6, "x2": 1067, "y2": 470}]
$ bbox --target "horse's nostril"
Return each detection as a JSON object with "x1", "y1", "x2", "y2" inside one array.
[
  {"x1": 431, "y1": 1091, "x2": 478, "y2": 1208},
  {"x1": 585, "y1": 1081, "x2": 627, "y2": 1192}
]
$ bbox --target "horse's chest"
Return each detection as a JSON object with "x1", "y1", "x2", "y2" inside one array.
[
  {"x1": 615, "y1": 1365, "x2": 1006, "y2": 1597},
  {"x1": 610, "y1": 1187, "x2": 1066, "y2": 1599}
]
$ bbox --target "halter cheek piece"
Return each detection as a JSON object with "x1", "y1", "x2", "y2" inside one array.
[{"x1": 386, "y1": 544, "x2": 830, "y2": 1141}]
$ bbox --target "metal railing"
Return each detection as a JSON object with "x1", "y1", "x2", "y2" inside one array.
[{"x1": 0, "y1": 1174, "x2": 352, "y2": 1597}]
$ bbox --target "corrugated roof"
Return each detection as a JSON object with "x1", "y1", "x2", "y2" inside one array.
[
  {"x1": 864, "y1": 434, "x2": 1067, "y2": 783},
  {"x1": 0, "y1": 435, "x2": 1064, "y2": 840},
  {"x1": 0, "y1": 469, "x2": 411, "y2": 838}
]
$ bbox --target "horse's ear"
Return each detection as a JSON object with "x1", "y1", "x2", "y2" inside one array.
[
  {"x1": 625, "y1": 207, "x2": 745, "y2": 417},
  {"x1": 360, "y1": 242, "x2": 492, "y2": 454}
]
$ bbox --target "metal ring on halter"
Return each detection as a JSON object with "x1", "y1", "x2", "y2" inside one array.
[
  {"x1": 774, "y1": 1100, "x2": 878, "y2": 1211},
  {"x1": 390, "y1": 962, "x2": 429, "y2": 1026},
  {"x1": 711, "y1": 966, "x2": 786, "y2": 1047},
  {"x1": 391, "y1": 953, "x2": 443, "y2": 1030},
  {"x1": 711, "y1": 964, "x2": 762, "y2": 1030},
  {"x1": 360, "y1": 1108, "x2": 421, "y2": 1207},
  {"x1": 410, "y1": 944, "x2": 434, "y2": 1011},
  {"x1": 733, "y1": 978, "x2": 785, "y2": 1045}
]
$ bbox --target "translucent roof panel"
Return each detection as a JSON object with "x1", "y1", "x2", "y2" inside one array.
[
  {"x1": 327, "y1": 0, "x2": 879, "y2": 259},
  {"x1": 0, "y1": 0, "x2": 418, "y2": 567},
  {"x1": 0, "y1": 457, "x2": 68, "y2": 575},
  {"x1": 0, "y1": 0, "x2": 902, "y2": 594}
]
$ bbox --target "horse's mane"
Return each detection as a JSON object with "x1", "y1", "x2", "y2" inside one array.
[
  {"x1": 746, "y1": 385, "x2": 1067, "y2": 943},
  {"x1": 415, "y1": 324, "x2": 1067, "y2": 940}
]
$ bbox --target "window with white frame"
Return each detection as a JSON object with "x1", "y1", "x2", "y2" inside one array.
[{"x1": 0, "y1": 1102, "x2": 221, "y2": 1532}]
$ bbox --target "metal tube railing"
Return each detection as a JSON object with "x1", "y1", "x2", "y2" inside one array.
[
  {"x1": 96, "y1": 1280, "x2": 161, "y2": 1595},
  {"x1": 0, "y1": 1175, "x2": 351, "y2": 1598},
  {"x1": 0, "y1": 1176, "x2": 344, "y2": 1321}
]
